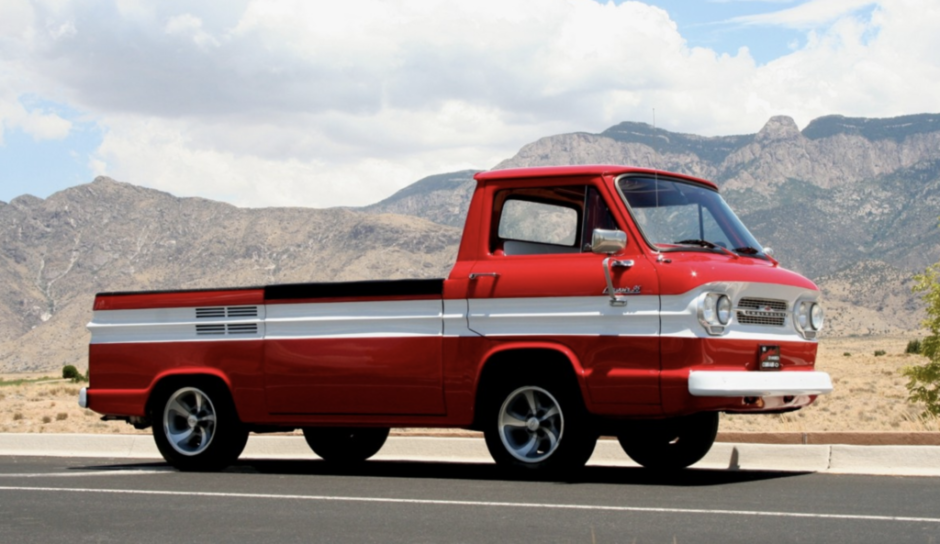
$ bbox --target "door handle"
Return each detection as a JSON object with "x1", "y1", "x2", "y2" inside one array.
[
  {"x1": 602, "y1": 258, "x2": 633, "y2": 306},
  {"x1": 469, "y1": 272, "x2": 500, "y2": 280}
]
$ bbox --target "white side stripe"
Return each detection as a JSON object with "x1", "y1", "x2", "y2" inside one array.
[
  {"x1": 0, "y1": 486, "x2": 937, "y2": 524},
  {"x1": 88, "y1": 284, "x2": 821, "y2": 344},
  {"x1": 468, "y1": 296, "x2": 660, "y2": 337},
  {"x1": 264, "y1": 299, "x2": 443, "y2": 339}
]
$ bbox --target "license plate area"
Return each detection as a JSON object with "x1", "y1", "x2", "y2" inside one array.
[{"x1": 758, "y1": 345, "x2": 781, "y2": 371}]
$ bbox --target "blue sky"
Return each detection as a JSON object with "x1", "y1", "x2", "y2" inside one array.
[
  {"x1": 642, "y1": 1, "x2": 808, "y2": 63},
  {"x1": 0, "y1": 0, "x2": 934, "y2": 208}
]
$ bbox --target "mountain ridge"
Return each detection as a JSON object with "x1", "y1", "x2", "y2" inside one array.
[{"x1": 3, "y1": 113, "x2": 939, "y2": 372}]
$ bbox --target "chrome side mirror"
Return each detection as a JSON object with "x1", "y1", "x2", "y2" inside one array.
[
  {"x1": 591, "y1": 229, "x2": 627, "y2": 254},
  {"x1": 592, "y1": 229, "x2": 632, "y2": 307}
]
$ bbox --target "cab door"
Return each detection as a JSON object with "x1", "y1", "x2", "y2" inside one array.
[{"x1": 466, "y1": 182, "x2": 661, "y2": 406}]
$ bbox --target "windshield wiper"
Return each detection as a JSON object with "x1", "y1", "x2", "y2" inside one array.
[
  {"x1": 732, "y1": 246, "x2": 760, "y2": 255},
  {"x1": 673, "y1": 239, "x2": 739, "y2": 259},
  {"x1": 675, "y1": 239, "x2": 718, "y2": 248}
]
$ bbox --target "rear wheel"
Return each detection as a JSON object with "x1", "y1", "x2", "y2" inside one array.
[
  {"x1": 617, "y1": 412, "x2": 719, "y2": 471},
  {"x1": 483, "y1": 379, "x2": 597, "y2": 474},
  {"x1": 152, "y1": 383, "x2": 248, "y2": 472},
  {"x1": 302, "y1": 427, "x2": 390, "y2": 463}
]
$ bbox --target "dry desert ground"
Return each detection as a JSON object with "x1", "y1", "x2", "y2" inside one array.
[{"x1": 1, "y1": 336, "x2": 937, "y2": 436}]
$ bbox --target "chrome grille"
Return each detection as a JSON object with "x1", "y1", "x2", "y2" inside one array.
[
  {"x1": 226, "y1": 323, "x2": 258, "y2": 335},
  {"x1": 736, "y1": 298, "x2": 788, "y2": 327},
  {"x1": 738, "y1": 298, "x2": 788, "y2": 311}
]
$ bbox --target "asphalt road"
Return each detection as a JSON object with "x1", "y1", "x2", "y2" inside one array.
[{"x1": 1, "y1": 456, "x2": 938, "y2": 543}]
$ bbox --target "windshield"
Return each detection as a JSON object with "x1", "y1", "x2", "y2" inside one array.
[{"x1": 616, "y1": 175, "x2": 765, "y2": 256}]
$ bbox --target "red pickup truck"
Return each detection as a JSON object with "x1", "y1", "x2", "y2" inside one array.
[{"x1": 80, "y1": 165, "x2": 832, "y2": 472}]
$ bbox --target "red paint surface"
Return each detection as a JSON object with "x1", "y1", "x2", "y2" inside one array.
[
  {"x1": 94, "y1": 289, "x2": 264, "y2": 311},
  {"x1": 263, "y1": 337, "x2": 445, "y2": 415}
]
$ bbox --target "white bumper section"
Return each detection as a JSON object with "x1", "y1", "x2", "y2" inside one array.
[{"x1": 688, "y1": 371, "x2": 833, "y2": 397}]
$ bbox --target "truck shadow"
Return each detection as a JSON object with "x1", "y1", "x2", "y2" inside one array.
[{"x1": 78, "y1": 459, "x2": 812, "y2": 487}]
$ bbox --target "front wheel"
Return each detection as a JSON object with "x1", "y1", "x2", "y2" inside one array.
[
  {"x1": 152, "y1": 383, "x2": 248, "y2": 472},
  {"x1": 483, "y1": 381, "x2": 597, "y2": 473},
  {"x1": 617, "y1": 412, "x2": 719, "y2": 471},
  {"x1": 302, "y1": 427, "x2": 390, "y2": 463}
]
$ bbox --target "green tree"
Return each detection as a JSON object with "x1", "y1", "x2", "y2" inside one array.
[
  {"x1": 62, "y1": 365, "x2": 81, "y2": 382},
  {"x1": 902, "y1": 262, "x2": 940, "y2": 416}
]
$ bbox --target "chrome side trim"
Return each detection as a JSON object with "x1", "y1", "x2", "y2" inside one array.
[{"x1": 688, "y1": 371, "x2": 833, "y2": 397}]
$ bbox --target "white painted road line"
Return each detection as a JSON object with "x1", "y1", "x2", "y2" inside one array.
[
  {"x1": 0, "y1": 470, "x2": 170, "y2": 478},
  {"x1": 0, "y1": 486, "x2": 938, "y2": 525}
]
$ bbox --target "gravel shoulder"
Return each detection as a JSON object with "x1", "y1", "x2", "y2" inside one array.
[{"x1": 1, "y1": 335, "x2": 936, "y2": 435}]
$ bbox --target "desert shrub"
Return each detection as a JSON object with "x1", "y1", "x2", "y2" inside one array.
[
  {"x1": 874, "y1": 350, "x2": 887, "y2": 357},
  {"x1": 41, "y1": 416, "x2": 51, "y2": 424},
  {"x1": 843, "y1": 352, "x2": 852, "y2": 357},
  {"x1": 13, "y1": 413, "x2": 23, "y2": 421},
  {"x1": 903, "y1": 259, "x2": 940, "y2": 417},
  {"x1": 62, "y1": 365, "x2": 81, "y2": 381},
  {"x1": 906, "y1": 339, "x2": 923, "y2": 354},
  {"x1": 56, "y1": 413, "x2": 68, "y2": 421}
]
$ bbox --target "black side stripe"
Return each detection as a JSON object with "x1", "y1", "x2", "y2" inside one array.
[{"x1": 264, "y1": 279, "x2": 445, "y2": 300}]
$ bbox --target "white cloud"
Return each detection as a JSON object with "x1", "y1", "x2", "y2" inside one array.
[
  {"x1": 0, "y1": 0, "x2": 34, "y2": 40},
  {"x1": 1, "y1": 0, "x2": 939, "y2": 207},
  {"x1": 730, "y1": 0, "x2": 876, "y2": 27}
]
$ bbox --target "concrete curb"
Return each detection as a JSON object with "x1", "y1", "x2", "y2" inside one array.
[
  {"x1": 715, "y1": 432, "x2": 940, "y2": 446},
  {"x1": 1, "y1": 433, "x2": 938, "y2": 476}
]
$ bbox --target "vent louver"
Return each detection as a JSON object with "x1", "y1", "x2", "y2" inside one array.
[
  {"x1": 227, "y1": 306, "x2": 258, "y2": 318},
  {"x1": 195, "y1": 324, "x2": 226, "y2": 335},
  {"x1": 194, "y1": 306, "x2": 261, "y2": 337},
  {"x1": 196, "y1": 307, "x2": 226, "y2": 319},
  {"x1": 226, "y1": 323, "x2": 258, "y2": 335}
]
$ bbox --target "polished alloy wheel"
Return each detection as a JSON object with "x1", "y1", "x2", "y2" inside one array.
[
  {"x1": 498, "y1": 386, "x2": 564, "y2": 463},
  {"x1": 163, "y1": 387, "x2": 217, "y2": 456}
]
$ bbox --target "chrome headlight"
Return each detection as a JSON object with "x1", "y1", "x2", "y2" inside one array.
[
  {"x1": 717, "y1": 295, "x2": 732, "y2": 325},
  {"x1": 794, "y1": 300, "x2": 823, "y2": 338},
  {"x1": 796, "y1": 301, "x2": 810, "y2": 330},
  {"x1": 810, "y1": 303, "x2": 824, "y2": 331},
  {"x1": 699, "y1": 293, "x2": 731, "y2": 335}
]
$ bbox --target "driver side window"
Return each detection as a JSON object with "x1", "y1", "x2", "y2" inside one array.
[{"x1": 492, "y1": 185, "x2": 618, "y2": 256}]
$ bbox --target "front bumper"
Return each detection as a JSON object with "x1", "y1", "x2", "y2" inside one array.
[
  {"x1": 688, "y1": 370, "x2": 833, "y2": 397},
  {"x1": 78, "y1": 387, "x2": 88, "y2": 408}
]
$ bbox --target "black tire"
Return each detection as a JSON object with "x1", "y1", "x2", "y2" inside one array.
[
  {"x1": 302, "y1": 427, "x2": 390, "y2": 463},
  {"x1": 151, "y1": 381, "x2": 248, "y2": 472},
  {"x1": 617, "y1": 412, "x2": 719, "y2": 471},
  {"x1": 482, "y1": 377, "x2": 597, "y2": 474}
]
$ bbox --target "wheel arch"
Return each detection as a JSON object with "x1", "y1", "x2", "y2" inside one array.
[
  {"x1": 145, "y1": 369, "x2": 237, "y2": 420},
  {"x1": 471, "y1": 343, "x2": 590, "y2": 429}
]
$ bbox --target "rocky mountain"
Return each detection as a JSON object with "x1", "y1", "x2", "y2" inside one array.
[
  {"x1": 3, "y1": 113, "x2": 938, "y2": 372},
  {"x1": 367, "y1": 114, "x2": 940, "y2": 334},
  {"x1": 365, "y1": 170, "x2": 479, "y2": 228},
  {"x1": 0, "y1": 178, "x2": 460, "y2": 372}
]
